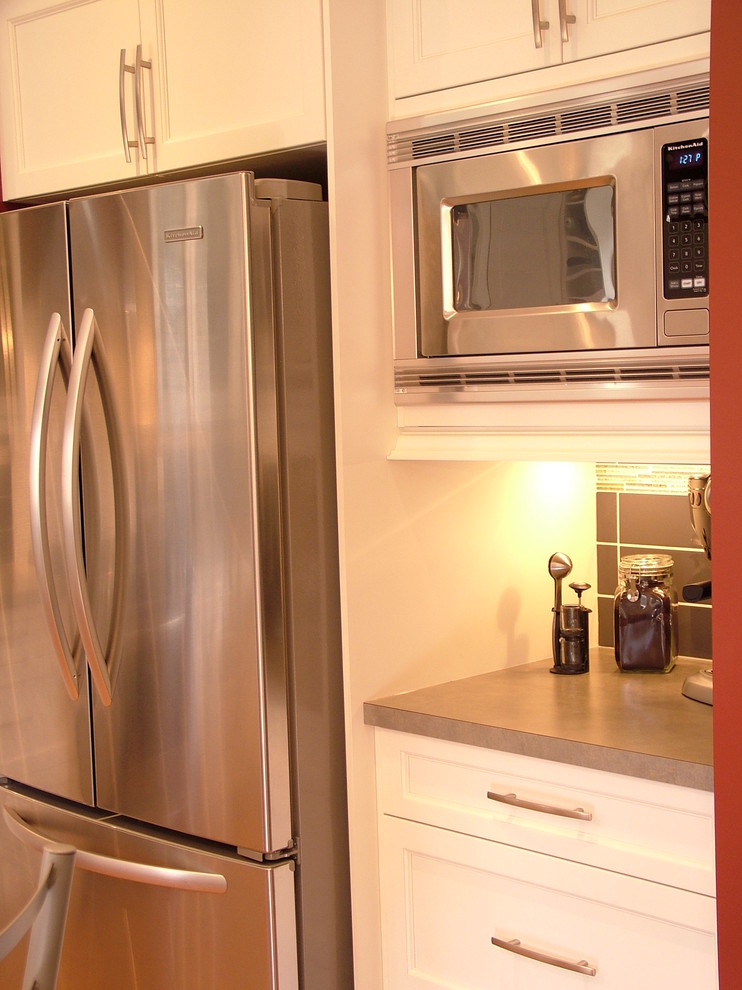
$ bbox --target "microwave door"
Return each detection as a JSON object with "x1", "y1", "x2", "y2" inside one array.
[{"x1": 417, "y1": 128, "x2": 657, "y2": 358}]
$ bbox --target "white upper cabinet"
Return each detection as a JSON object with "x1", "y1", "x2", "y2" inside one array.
[
  {"x1": 0, "y1": 0, "x2": 326, "y2": 201},
  {"x1": 138, "y1": 0, "x2": 325, "y2": 176},
  {"x1": 0, "y1": 0, "x2": 145, "y2": 197},
  {"x1": 388, "y1": 0, "x2": 711, "y2": 111}
]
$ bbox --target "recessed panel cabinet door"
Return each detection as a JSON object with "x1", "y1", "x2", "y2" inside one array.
[
  {"x1": 0, "y1": 0, "x2": 145, "y2": 201},
  {"x1": 563, "y1": 0, "x2": 711, "y2": 63},
  {"x1": 388, "y1": 0, "x2": 710, "y2": 102},
  {"x1": 139, "y1": 0, "x2": 326, "y2": 174},
  {"x1": 388, "y1": 0, "x2": 559, "y2": 99}
]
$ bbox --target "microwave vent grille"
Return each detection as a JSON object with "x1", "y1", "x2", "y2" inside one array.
[
  {"x1": 394, "y1": 361, "x2": 709, "y2": 394},
  {"x1": 560, "y1": 104, "x2": 613, "y2": 134},
  {"x1": 506, "y1": 114, "x2": 558, "y2": 142},
  {"x1": 389, "y1": 78, "x2": 710, "y2": 166},
  {"x1": 615, "y1": 92, "x2": 672, "y2": 125}
]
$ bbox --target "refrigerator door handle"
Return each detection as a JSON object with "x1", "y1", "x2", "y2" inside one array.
[
  {"x1": 29, "y1": 313, "x2": 82, "y2": 701},
  {"x1": 4, "y1": 809, "x2": 228, "y2": 895},
  {"x1": 62, "y1": 308, "x2": 127, "y2": 708}
]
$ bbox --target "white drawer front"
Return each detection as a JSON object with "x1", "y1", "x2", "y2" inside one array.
[
  {"x1": 379, "y1": 815, "x2": 718, "y2": 990},
  {"x1": 376, "y1": 729, "x2": 715, "y2": 895}
]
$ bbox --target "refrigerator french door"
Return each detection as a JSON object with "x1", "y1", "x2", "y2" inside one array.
[{"x1": 0, "y1": 174, "x2": 352, "y2": 989}]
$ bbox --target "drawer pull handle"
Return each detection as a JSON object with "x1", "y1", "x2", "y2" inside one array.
[
  {"x1": 492, "y1": 936, "x2": 597, "y2": 977},
  {"x1": 486, "y1": 790, "x2": 592, "y2": 821}
]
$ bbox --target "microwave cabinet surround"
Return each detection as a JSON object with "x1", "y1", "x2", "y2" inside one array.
[
  {"x1": 0, "y1": 0, "x2": 325, "y2": 201},
  {"x1": 374, "y1": 729, "x2": 717, "y2": 989},
  {"x1": 389, "y1": 75, "x2": 710, "y2": 403}
]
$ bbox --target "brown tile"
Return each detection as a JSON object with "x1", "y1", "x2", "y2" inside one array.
[
  {"x1": 678, "y1": 604, "x2": 712, "y2": 660},
  {"x1": 618, "y1": 492, "x2": 696, "y2": 549},
  {"x1": 596, "y1": 491, "x2": 618, "y2": 543},
  {"x1": 597, "y1": 544, "x2": 619, "y2": 596},
  {"x1": 597, "y1": 596, "x2": 615, "y2": 649}
]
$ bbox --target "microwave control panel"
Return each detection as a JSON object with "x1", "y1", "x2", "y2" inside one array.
[{"x1": 661, "y1": 137, "x2": 708, "y2": 300}]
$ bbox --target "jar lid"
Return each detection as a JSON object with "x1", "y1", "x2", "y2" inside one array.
[{"x1": 618, "y1": 553, "x2": 674, "y2": 579}]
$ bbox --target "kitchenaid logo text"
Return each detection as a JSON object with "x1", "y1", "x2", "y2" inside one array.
[
  {"x1": 164, "y1": 226, "x2": 203, "y2": 242},
  {"x1": 667, "y1": 141, "x2": 704, "y2": 151}
]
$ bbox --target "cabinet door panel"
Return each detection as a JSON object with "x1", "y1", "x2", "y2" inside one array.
[
  {"x1": 564, "y1": 0, "x2": 711, "y2": 63},
  {"x1": 0, "y1": 0, "x2": 144, "y2": 200},
  {"x1": 141, "y1": 0, "x2": 326, "y2": 173},
  {"x1": 388, "y1": 0, "x2": 559, "y2": 99},
  {"x1": 380, "y1": 816, "x2": 718, "y2": 989}
]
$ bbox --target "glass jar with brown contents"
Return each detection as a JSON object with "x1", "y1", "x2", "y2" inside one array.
[{"x1": 614, "y1": 554, "x2": 677, "y2": 672}]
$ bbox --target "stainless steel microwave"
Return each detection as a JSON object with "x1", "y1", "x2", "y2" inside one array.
[{"x1": 388, "y1": 77, "x2": 710, "y2": 401}]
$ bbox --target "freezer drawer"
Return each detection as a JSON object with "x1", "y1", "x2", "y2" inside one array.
[{"x1": 0, "y1": 784, "x2": 298, "y2": 989}]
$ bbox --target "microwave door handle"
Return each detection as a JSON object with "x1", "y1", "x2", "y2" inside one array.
[
  {"x1": 29, "y1": 314, "x2": 83, "y2": 701},
  {"x1": 531, "y1": 0, "x2": 549, "y2": 48},
  {"x1": 62, "y1": 309, "x2": 127, "y2": 708},
  {"x1": 4, "y1": 809, "x2": 227, "y2": 895},
  {"x1": 559, "y1": 0, "x2": 576, "y2": 41}
]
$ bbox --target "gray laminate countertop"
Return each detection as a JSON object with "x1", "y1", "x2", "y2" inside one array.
[{"x1": 364, "y1": 647, "x2": 713, "y2": 791}]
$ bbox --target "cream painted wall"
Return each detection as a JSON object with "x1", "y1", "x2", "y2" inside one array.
[{"x1": 322, "y1": 2, "x2": 597, "y2": 986}]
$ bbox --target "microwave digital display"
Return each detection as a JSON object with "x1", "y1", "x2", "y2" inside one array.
[
  {"x1": 665, "y1": 143, "x2": 706, "y2": 172},
  {"x1": 448, "y1": 183, "x2": 616, "y2": 314}
]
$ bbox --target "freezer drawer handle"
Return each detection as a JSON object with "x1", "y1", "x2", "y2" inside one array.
[
  {"x1": 0, "y1": 812, "x2": 75, "y2": 990},
  {"x1": 29, "y1": 313, "x2": 82, "y2": 701},
  {"x1": 486, "y1": 790, "x2": 593, "y2": 821},
  {"x1": 62, "y1": 308, "x2": 129, "y2": 708},
  {"x1": 4, "y1": 809, "x2": 227, "y2": 895},
  {"x1": 492, "y1": 935, "x2": 597, "y2": 977}
]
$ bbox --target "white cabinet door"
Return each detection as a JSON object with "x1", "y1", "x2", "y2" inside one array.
[
  {"x1": 139, "y1": 0, "x2": 326, "y2": 175},
  {"x1": 388, "y1": 0, "x2": 559, "y2": 99},
  {"x1": 387, "y1": 0, "x2": 710, "y2": 103},
  {"x1": 379, "y1": 815, "x2": 718, "y2": 989},
  {"x1": 0, "y1": 0, "x2": 145, "y2": 200},
  {"x1": 563, "y1": 0, "x2": 711, "y2": 63},
  {"x1": 0, "y1": 0, "x2": 326, "y2": 201}
]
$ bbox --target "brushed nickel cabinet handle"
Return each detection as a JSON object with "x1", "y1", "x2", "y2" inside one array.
[
  {"x1": 559, "y1": 0, "x2": 577, "y2": 41},
  {"x1": 118, "y1": 48, "x2": 138, "y2": 163},
  {"x1": 531, "y1": 0, "x2": 549, "y2": 48},
  {"x1": 492, "y1": 936, "x2": 597, "y2": 976},
  {"x1": 487, "y1": 790, "x2": 592, "y2": 821},
  {"x1": 134, "y1": 44, "x2": 155, "y2": 161}
]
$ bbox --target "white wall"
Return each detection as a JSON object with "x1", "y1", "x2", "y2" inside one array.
[{"x1": 322, "y1": 2, "x2": 597, "y2": 987}]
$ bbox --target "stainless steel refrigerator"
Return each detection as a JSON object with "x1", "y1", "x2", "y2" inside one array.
[{"x1": 0, "y1": 173, "x2": 353, "y2": 989}]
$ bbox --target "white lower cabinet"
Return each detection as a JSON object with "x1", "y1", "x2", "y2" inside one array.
[
  {"x1": 375, "y1": 729, "x2": 718, "y2": 988},
  {"x1": 380, "y1": 816, "x2": 716, "y2": 988}
]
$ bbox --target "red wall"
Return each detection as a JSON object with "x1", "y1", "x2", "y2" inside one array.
[{"x1": 709, "y1": 2, "x2": 742, "y2": 984}]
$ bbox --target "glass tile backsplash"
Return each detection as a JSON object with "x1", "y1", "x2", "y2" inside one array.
[{"x1": 596, "y1": 465, "x2": 711, "y2": 660}]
